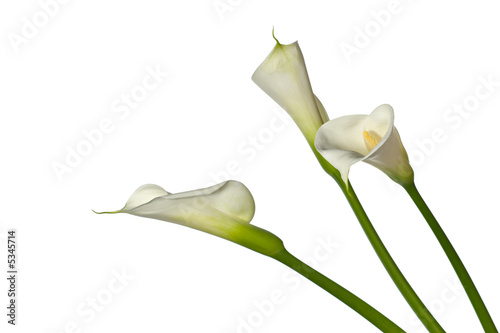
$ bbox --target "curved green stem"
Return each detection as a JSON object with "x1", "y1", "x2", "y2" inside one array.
[
  {"x1": 215, "y1": 223, "x2": 404, "y2": 331},
  {"x1": 404, "y1": 182, "x2": 498, "y2": 333},
  {"x1": 272, "y1": 248, "x2": 405, "y2": 332},
  {"x1": 311, "y1": 148, "x2": 445, "y2": 333}
]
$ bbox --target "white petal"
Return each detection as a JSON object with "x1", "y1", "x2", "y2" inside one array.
[
  {"x1": 122, "y1": 184, "x2": 171, "y2": 211},
  {"x1": 361, "y1": 105, "x2": 413, "y2": 184},
  {"x1": 152, "y1": 180, "x2": 256, "y2": 225},
  {"x1": 96, "y1": 181, "x2": 285, "y2": 256},
  {"x1": 363, "y1": 126, "x2": 413, "y2": 185},
  {"x1": 98, "y1": 181, "x2": 255, "y2": 239},
  {"x1": 315, "y1": 114, "x2": 367, "y2": 183},
  {"x1": 315, "y1": 104, "x2": 413, "y2": 185},
  {"x1": 252, "y1": 40, "x2": 326, "y2": 143}
]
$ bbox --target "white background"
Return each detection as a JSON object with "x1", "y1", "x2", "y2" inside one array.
[{"x1": 1, "y1": 0, "x2": 499, "y2": 332}]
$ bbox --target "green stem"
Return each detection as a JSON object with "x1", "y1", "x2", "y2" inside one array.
[
  {"x1": 343, "y1": 186, "x2": 444, "y2": 333},
  {"x1": 311, "y1": 148, "x2": 445, "y2": 333},
  {"x1": 404, "y1": 182, "x2": 498, "y2": 333},
  {"x1": 272, "y1": 248, "x2": 406, "y2": 332},
  {"x1": 223, "y1": 223, "x2": 404, "y2": 331}
]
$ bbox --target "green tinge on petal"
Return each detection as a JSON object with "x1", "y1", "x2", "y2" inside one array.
[
  {"x1": 94, "y1": 181, "x2": 284, "y2": 257},
  {"x1": 92, "y1": 209, "x2": 122, "y2": 214},
  {"x1": 317, "y1": 149, "x2": 364, "y2": 185},
  {"x1": 252, "y1": 39, "x2": 328, "y2": 143},
  {"x1": 363, "y1": 126, "x2": 414, "y2": 185},
  {"x1": 315, "y1": 95, "x2": 330, "y2": 124}
]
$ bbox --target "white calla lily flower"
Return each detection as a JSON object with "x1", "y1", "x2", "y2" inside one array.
[
  {"x1": 252, "y1": 36, "x2": 328, "y2": 144},
  {"x1": 95, "y1": 180, "x2": 284, "y2": 256},
  {"x1": 315, "y1": 104, "x2": 414, "y2": 186}
]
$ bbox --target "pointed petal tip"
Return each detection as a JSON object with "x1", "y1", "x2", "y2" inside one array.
[
  {"x1": 340, "y1": 168, "x2": 350, "y2": 187},
  {"x1": 272, "y1": 27, "x2": 280, "y2": 45},
  {"x1": 92, "y1": 209, "x2": 122, "y2": 215}
]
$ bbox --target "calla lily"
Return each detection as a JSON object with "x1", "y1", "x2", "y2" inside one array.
[
  {"x1": 315, "y1": 104, "x2": 414, "y2": 186},
  {"x1": 94, "y1": 180, "x2": 284, "y2": 256},
  {"x1": 252, "y1": 36, "x2": 329, "y2": 144}
]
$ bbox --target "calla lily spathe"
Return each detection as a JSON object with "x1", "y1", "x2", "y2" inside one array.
[
  {"x1": 252, "y1": 37, "x2": 328, "y2": 144},
  {"x1": 95, "y1": 180, "x2": 284, "y2": 256},
  {"x1": 315, "y1": 104, "x2": 414, "y2": 186}
]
